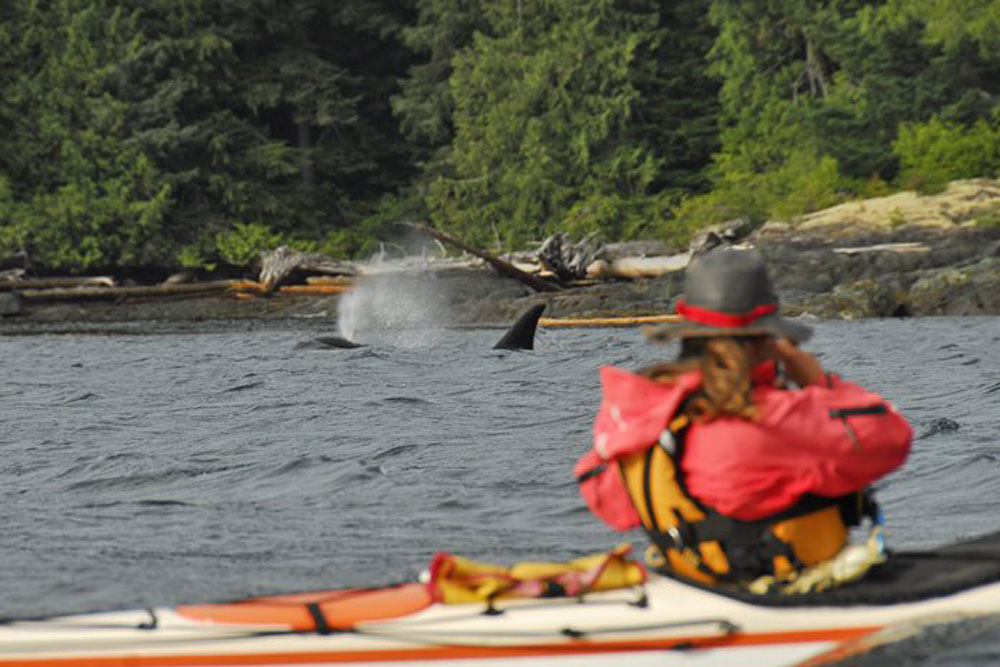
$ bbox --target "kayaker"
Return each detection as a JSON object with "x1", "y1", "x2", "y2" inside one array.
[{"x1": 575, "y1": 248, "x2": 913, "y2": 588}]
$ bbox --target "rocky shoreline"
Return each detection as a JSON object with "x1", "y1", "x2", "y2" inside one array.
[
  {"x1": 3, "y1": 180, "x2": 1000, "y2": 335},
  {"x1": 479, "y1": 217, "x2": 1000, "y2": 324}
]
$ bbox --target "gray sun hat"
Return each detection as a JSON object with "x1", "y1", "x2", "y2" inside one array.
[{"x1": 644, "y1": 248, "x2": 812, "y2": 344}]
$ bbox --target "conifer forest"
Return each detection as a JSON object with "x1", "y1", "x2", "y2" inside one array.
[{"x1": 3, "y1": 0, "x2": 1000, "y2": 273}]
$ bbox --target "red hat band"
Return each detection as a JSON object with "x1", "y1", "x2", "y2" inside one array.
[{"x1": 675, "y1": 299, "x2": 778, "y2": 328}]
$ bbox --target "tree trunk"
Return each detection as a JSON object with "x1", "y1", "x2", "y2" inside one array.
[{"x1": 298, "y1": 122, "x2": 315, "y2": 188}]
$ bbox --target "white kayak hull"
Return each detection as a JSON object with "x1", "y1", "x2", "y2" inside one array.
[{"x1": 1, "y1": 567, "x2": 999, "y2": 666}]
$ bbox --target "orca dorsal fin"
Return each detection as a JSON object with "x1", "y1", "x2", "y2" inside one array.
[{"x1": 493, "y1": 304, "x2": 546, "y2": 350}]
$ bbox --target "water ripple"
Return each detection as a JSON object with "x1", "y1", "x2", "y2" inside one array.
[{"x1": 224, "y1": 380, "x2": 265, "y2": 393}]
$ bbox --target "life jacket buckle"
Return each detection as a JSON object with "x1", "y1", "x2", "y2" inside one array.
[
  {"x1": 667, "y1": 525, "x2": 685, "y2": 549},
  {"x1": 658, "y1": 429, "x2": 676, "y2": 454}
]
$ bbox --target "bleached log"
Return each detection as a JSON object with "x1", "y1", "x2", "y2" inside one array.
[
  {"x1": 258, "y1": 246, "x2": 356, "y2": 291},
  {"x1": 0, "y1": 268, "x2": 26, "y2": 282},
  {"x1": 17, "y1": 281, "x2": 235, "y2": 301},
  {"x1": 509, "y1": 260, "x2": 543, "y2": 274},
  {"x1": 832, "y1": 242, "x2": 930, "y2": 255},
  {"x1": 587, "y1": 253, "x2": 691, "y2": 278},
  {"x1": 0, "y1": 276, "x2": 115, "y2": 291}
]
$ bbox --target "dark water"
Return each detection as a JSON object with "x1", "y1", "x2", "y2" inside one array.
[{"x1": 2, "y1": 317, "x2": 1000, "y2": 658}]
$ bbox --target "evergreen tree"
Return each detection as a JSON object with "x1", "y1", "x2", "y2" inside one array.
[
  {"x1": 10, "y1": 0, "x2": 1000, "y2": 269},
  {"x1": 693, "y1": 0, "x2": 1000, "y2": 225},
  {"x1": 424, "y1": 0, "x2": 676, "y2": 248},
  {"x1": 393, "y1": 0, "x2": 486, "y2": 153},
  {"x1": 907, "y1": 0, "x2": 1000, "y2": 55},
  {"x1": 0, "y1": 0, "x2": 171, "y2": 271},
  {"x1": 117, "y1": 0, "x2": 417, "y2": 264},
  {"x1": 636, "y1": 0, "x2": 720, "y2": 195},
  {"x1": 0, "y1": 0, "x2": 421, "y2": 270}
]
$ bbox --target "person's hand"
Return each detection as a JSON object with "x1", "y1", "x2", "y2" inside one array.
[{"x1": 774, "y1": 337, "x2": 826, "y2": 387}]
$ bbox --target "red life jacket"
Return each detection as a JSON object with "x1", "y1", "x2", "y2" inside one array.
[{"x1": 575, "y1": 365, "x2": 912, "y2": 584}]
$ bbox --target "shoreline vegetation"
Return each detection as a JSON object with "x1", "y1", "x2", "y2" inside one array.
[
  {"x1": 3, "y1": 178, "x2": 999, "y2": 333},
  {"x1": 4, "y1": 1, "x2": 1000, "y2": 332}
]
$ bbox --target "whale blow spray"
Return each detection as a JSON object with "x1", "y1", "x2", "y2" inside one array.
[{"x1": 336, "y1": 265, "x2": 449, "y2": 348}]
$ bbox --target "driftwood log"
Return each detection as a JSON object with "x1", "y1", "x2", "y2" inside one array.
[
  {"x1": 0, "y1": 276, "x2": 115, "y2": 291},
  {"x1": 688, "y1": 217, "x2": 753, "y2": 257},
  {"x1": 0, "y1": 268, "x2": 26, "y2": 282},
  {"x1": 4, "y1": 278, "x2": 353, "y2": 304},
  {"x1": 258, "y1": 246, "x2": 356, "y2": 292},
  {"x1": 15, "y1": 281, "x2": 236, "y2": 301},
  {"x1": 539, "y1": 314, "x2": 682, "y2": 328},
  {"x1": 305, "y1": 275, "x2": 355, "y2": 286},
  {"x1": 832, "y1": 242, "x2": 930, "y2": 254},
  {"x1": 224, "y1": 281, "x2": 352, "y2": 296},
  {"x1": 586, "y1": 254, "x2": 690, "y2": 279},
  {"x1": 581, "y1": 218, "x2": 754, "y2": 279},
  {"x1": 405, "y1": 224, "x2": 561, "y2": 293},
  {"x1": 536, "y1": 231, "x2": 604, "y2": 282}
]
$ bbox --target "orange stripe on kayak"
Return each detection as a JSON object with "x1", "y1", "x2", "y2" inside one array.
[
  {"x1": 0, "y1": 626, "x2": 883, "y2": 666},
  {"x1": 176, "y1": 583, "x2": 434, "y2": 631},
  {"x1": 794, "y1": 626, "x2": 897, "y2": 667}
]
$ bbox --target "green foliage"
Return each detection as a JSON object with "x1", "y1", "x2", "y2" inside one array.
[
  {"x1": 117, "y1": 0, "x2": 416, "y2": 251},
  {"x1": 888, "y1": 207, "x2": 907, "y2": 228},
  {"x1": 7, "y1": 0, "x2": 1000, "y2": 272},
  {"x1": 563, "y1": 191, "x2": 678, "y2": 243},
  {"x1": 424, "y1": 0, "x2": 667, "y2": 249},
  {"x1": 0, "y1": 176, "x2": 19, "y2": 254},
  {"x1": 176, "y1": 245, "x2": 214, "y2": 271},
  {"x1": 974, "y1": 208, "x2": 1000, "y2": 229},
  {"x1": 331, "y1": 190, "x2": 430, "y2": 259},
  {"x1": 894, "y1": 116, "x2": 1000, "y2": 192},
  {"x1": 902, "y1": 0, "x2": 1000, "y2": 55},
  {"x1": 397, "y1": 0, "x2": 718, "y2": 250},
  {"x1": 393, "y1": 0, "x2": 486, "y2": 150},
  {"x1": 857, "y1": 174, "x2": 895, "y2": 199},
  {"x1": 707, "y1": 0, "x2": 1000, "y2": 195},
  {"x1": 636, "y1": 1, "x2": 720, "y2": 195},
  {"x1": 214, "y1": 223, "x2": 303, "y2": 267},
  {"x1": 0, "y1": 0, "x2": 416, "y2": 272},
  {"x1": 0, "y1": 0, "x2": 173, "y2": 270},
  {"x1": 674, "y1": 147, "x2": 846, "y2": 233}
]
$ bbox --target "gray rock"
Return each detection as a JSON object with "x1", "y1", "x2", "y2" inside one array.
[
  {"x1": 805, "y1": 278, "x2": 907, "y2": 319},
  {"x1": 0, "y1": 292, "x2": 23, "y2": 317},
  {"x1": 756, "y1": 221, "x2": 792, "y2": 235},
  {"x1": 907, "y1": 257, "x2": 1000, "y2": 315},
  {"x1": 5, "y1": 218, "x2": 1000, "y2": 326}
]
